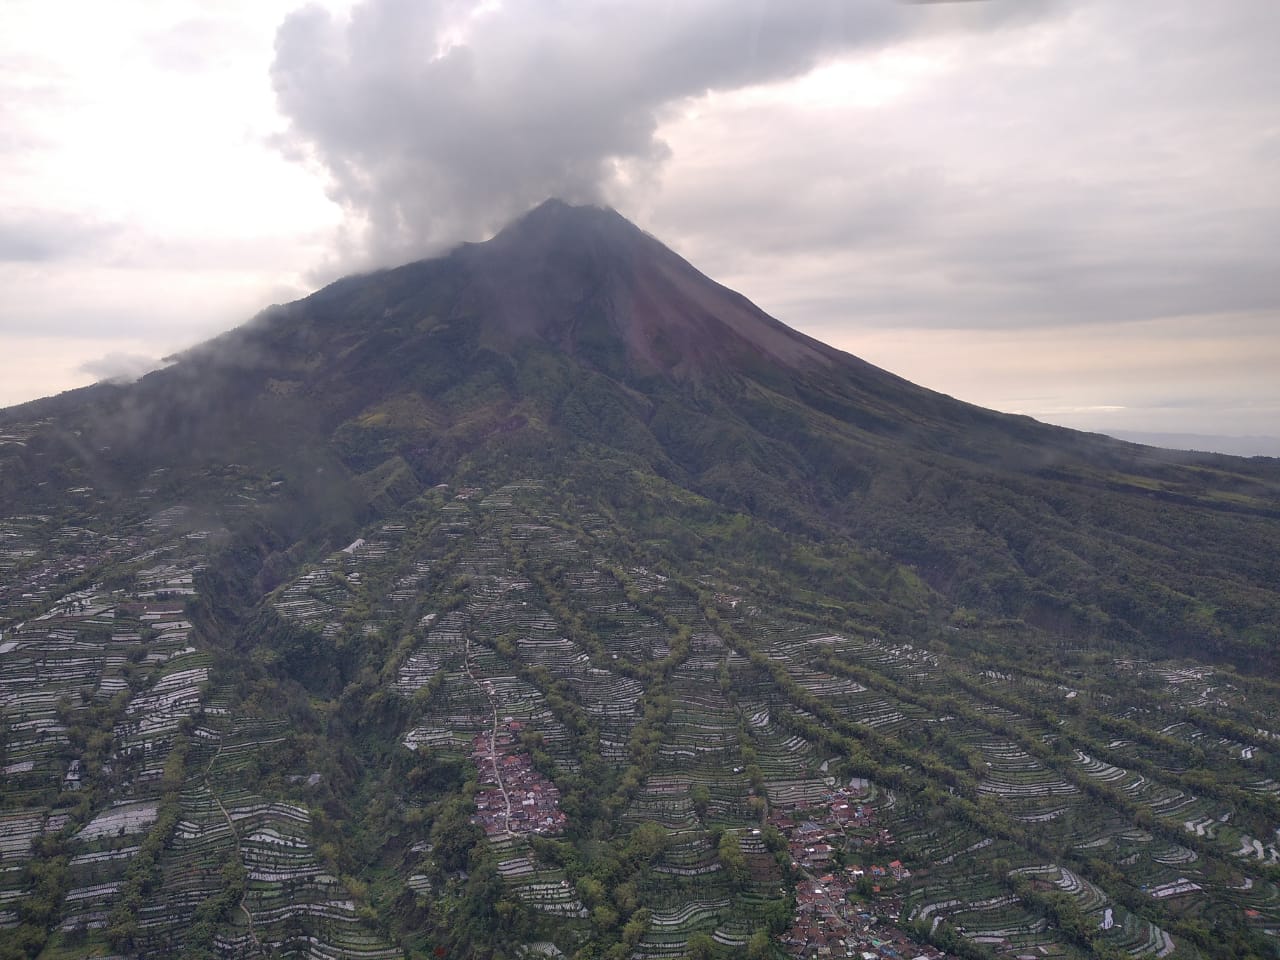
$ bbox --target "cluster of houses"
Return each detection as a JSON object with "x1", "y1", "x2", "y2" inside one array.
[
  {"x1": 767, "y1": 782, "x2": 893, "y2": 871},
  {"x1": 767, "y1": 785, "x2": 945, "y2": 960},
  {"x1": 0, "y1": 520, "x2": 152, "y2": 611},
  {"x1": 469, "y1": 722, "x2": 567, "y2": 838},
  {"x1": 782, "y1": 866, "x2": 938, "y2": 960}
]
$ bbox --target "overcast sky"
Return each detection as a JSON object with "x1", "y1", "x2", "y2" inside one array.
[{"x1": 2, "y1": 0, "x2": 1277, "y2": 451}]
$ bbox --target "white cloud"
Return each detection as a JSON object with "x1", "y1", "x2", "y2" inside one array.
[
  {"x1": 0, "y1": 0, "x2": 340, "y2": 360},
  {"x1": 269, "y1": 0, "x2": 1060, "y2": 268},
  {"x1": 77, "y1": 351, "x2": 166, "y2": 384}
]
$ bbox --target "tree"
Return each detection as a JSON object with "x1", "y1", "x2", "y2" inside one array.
[
  {"x1": 691, "y1": 784, "x2": 711, "y2": 818},
  {"x1": 623, "y1": 909, "x2": 651, "y2": 947},
  {"x1": 746, "y1": 930, "x2": 772, "y2": 960},
  {"x1": 685, "y1": 932, "x2": 716, "y2": 960}
]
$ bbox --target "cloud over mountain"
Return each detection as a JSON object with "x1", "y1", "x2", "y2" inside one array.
[
  {"x1": 270, "y1": 0, "x2": 1057, "y2": 267},
  {"x1": 78, "y1": 351, "x2": 166, "y2": 384}
]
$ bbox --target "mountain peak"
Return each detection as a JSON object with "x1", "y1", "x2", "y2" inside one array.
[
  {"x1": 480, "y1": 198, "x2": 641, "y2": 264},
  {"x1": 512, "y1": 196, "x2": 623, "y2": 226},
  {"x1": 458, "y1": 199, "x2": 838, "y2": 377}
]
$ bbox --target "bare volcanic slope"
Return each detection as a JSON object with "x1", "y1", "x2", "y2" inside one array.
[{"x1": 455, "y1": 198, "x2": 840, "y2": 375}]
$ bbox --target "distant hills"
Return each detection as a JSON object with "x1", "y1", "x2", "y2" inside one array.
[{"x1": 1107, "y1": 432, "x2": 1280, "y2": 460}]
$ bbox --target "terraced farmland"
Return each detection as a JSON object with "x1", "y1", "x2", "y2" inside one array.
[{"x1": 3, "y1": 476, "x2": 1279, "y2": 960}]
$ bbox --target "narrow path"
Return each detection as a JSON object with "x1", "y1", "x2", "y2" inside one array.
[
  {"x1": 205, "y1": 738, "x2": 263, "y2": 956},
  {"x1": 464, "y1": 629, "x2": 513, "y2": 832}
]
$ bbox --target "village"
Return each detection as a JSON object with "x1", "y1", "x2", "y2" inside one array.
[
  {"x1": 767, "y1": 786, "x2": 945, "y2": 960},
  {"x1": 470, "y1": 720, "x2": 569, "y2": 838}
]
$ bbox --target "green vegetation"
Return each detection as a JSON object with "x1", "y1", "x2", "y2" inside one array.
[{"x1": 1, "y1": 200, "x2": 1278, "y2": 959}]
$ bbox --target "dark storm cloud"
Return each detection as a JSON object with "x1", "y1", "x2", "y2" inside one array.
[{"x1": 270, "y1": 0, "x2": 1058, "y2": 267}]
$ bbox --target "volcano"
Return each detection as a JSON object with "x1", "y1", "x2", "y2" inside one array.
[
  {"x1": 2, "y1": 200, "x2": 1279, "y2": 960},
  {"x1": 6, "y1": 199, "x2": 1276, "y2": 664}
]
